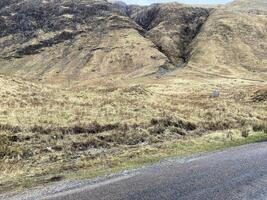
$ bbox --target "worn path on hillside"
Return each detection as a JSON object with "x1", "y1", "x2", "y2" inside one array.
[{"x1": 6, "y1": 141, "x2": 267, "y2": 200}]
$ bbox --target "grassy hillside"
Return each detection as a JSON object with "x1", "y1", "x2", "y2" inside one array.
[
  {"x1": 0, "y1": 1, "x2": 210, "y2": 84},
  {"x1": 227, "y1": 0, "x2": 267, "y2": 11},
  {"x1": 0, "y1": 1, "x2": 266, "y2": 84},
  {"x1": 188, "y1": 5, "x2": 267, "y2": 78}
]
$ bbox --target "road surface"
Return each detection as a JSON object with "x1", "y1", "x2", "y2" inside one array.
[{"x1": 5, "y1": 142, "x2": 267, "y2": 200}]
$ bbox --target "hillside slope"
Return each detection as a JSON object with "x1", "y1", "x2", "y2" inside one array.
[
  {"x1": 188, "y1": 0, "x2": 267, "y2": 77},
  {"x1": 0, "y1": 0, "x2": 169, "y2": 83},
  {"x1": 131, "y1": 3, "x2": 210, "y2": 65},
  {"x1": 0, "y1": 0, "x2": 266, "y2": 84},
  {"x1": 0, "y1": 0, "x2": 210, "y2": 84},
  {"x1": 226, "y1": 0, "x2": 267, "y2": 11}
]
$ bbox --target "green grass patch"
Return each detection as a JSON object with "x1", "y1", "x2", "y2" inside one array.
[{"x1": 66, "y1": 130, "x2": 266, "y2": 181}]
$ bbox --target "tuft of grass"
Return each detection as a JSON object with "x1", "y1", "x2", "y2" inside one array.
[{"x1": 252, "y1": 121, "x2": 267, "y2": 133}]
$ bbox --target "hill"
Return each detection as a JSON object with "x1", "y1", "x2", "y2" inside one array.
[
  {"x1": 227, "y1": 0, "x2": 267, "y2": 11},
  {"x1": 0, "y1": 0, "x2": 211, "y2": 84},
  {"x1": 188, "y1": 7, "x2": 267, "y2": 78},
  {"x1": 0, "y1": 0, "x2": 266, "y2": 84}
]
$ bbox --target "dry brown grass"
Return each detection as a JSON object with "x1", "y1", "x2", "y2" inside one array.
[{"x1": 0, "y1": 73, "x2": 266, "y2": 193}]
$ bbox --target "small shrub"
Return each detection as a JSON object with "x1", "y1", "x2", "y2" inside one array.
[
  {"x1": 52, "y1": 145, "x2": 63, "y2": 151},
  {"x1": 241, "y1": 128, "x2": 250, "y2": 138},
  {"x1": 148, "y1": 125, "x2": 165, "y2": 135},
  {"x1": 168, "y1": 126, "x2": 187, "y2": 136},
  {"x1": 252, "y1": 121, "x2": 267, "y2": 133},
  {"x1": 30, "y1": 122, "x2": 121, "y2": 135},
  {"x1": 72, "y1": 137, "x2": 109, "y2": 151},
  {"x1": 31, "y1": 125, "x2": 52, "y2": 134},
  {"x1": 0, "y1": 134, "x2": 9, "y2": 159},
  {"x1": 252, "y1": 89, "x2": 267, "y2": 102},
  {"x1": 48, "y1": 175, "x2": 64, "y2": 182},
  {"x1": 0, "y1": 124, "x2": 22, "y2": 133},
  {"x1": 150, "y1": 117, "x2": 197, "y2": 131},
  {"x1": 226, "y1": 130, "x2": 233, "y2": 141},
  {"x1": 126, "y1": 135, "x2": 146, "y2": 145},
  {"x1": 8, "y1": 135, "x2": 19, "y2": 142}
]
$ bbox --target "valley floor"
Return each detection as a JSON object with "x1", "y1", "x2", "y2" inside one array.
[{"x1": 0, "y1": 69, "x2": 266, "y2": 193}]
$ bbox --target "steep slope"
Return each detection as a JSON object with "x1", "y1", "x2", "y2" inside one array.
[
  {"x1": 0, "y1": 0, "x2": 211, "y2": 84},
  {"x1": 227, "y1": 0, "x2": 267, "y2": 11},
  {"x1": 131, "y1": 3, "x2": 210, "y2": 66},
  {"x1": 0, "y1": 0, "x2": 266, "y2": 84},
  {"x1": 188, "y1": 0, "x2": 267, "y2": 77},
  {"x1": 0, "y1": 0, "x2": 173, "y2": 83}
]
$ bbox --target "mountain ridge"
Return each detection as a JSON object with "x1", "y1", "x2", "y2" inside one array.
[{"x1": 0, "y1": 0, "x2": 266, "y2": 84}]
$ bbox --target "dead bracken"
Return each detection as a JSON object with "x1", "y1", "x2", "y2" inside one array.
[{"x1": 252, "y1": 88, "x2": 267, "y2": 102}]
